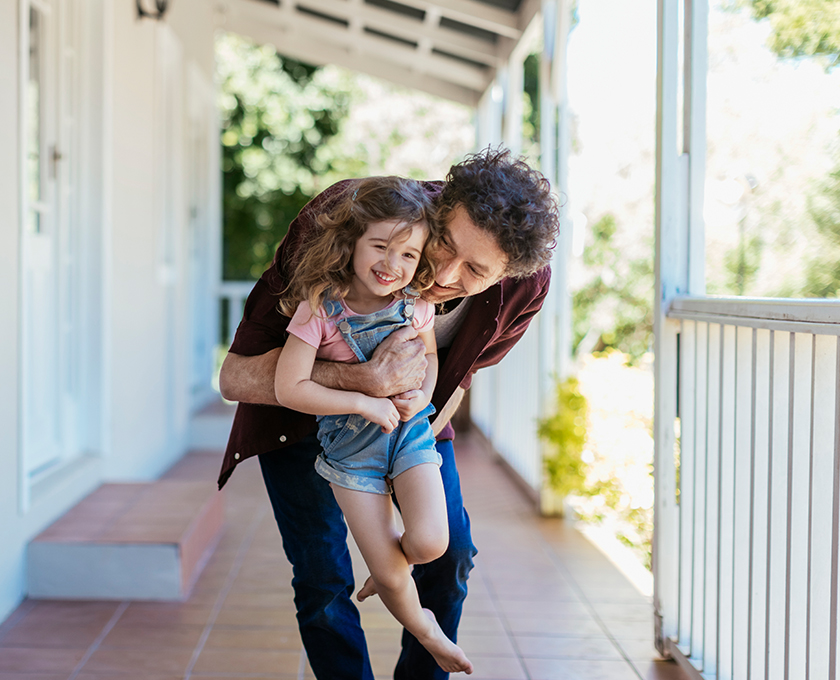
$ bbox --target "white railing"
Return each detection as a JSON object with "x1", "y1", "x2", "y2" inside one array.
[
  {"x1": 217, "y1": 281, "x2": 256, "y2": 347},
  {"x1": 655, "y1": 296, "x2": 840, "y2": 680}
]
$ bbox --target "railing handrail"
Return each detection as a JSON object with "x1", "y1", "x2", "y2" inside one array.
[
  {"x1": 667, "y1": 295, "x2": 840, "y2": 335},
  {"x1": 218, "y1": 280, "x2": 257, "y2": 297}
]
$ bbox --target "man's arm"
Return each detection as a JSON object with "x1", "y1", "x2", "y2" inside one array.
[{"x1": 219, "y1": 326, "x2": 428, "y2": 406}]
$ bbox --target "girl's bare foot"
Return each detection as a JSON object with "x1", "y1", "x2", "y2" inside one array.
[
  {"x1": 417, "y1": 608, "x2": 473, "y2": 674},
  {"x1": 357, "y1": 576, "x2": 378, "y2": 602}
]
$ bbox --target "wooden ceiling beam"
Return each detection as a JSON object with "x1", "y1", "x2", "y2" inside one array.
[
  {"x1": 229, "y1": 0, "x2": 493, "y2": 90},
  {"x1": 224, "y1": 12, "x2": 484, "y2": 106},
  {"x1": 278, "y1": 0, "x2": 505, "y2": 66}
]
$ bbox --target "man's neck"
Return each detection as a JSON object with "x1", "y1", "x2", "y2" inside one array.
[{"x1": 439, "y1": 297, "x2": 465, "y2": 314}]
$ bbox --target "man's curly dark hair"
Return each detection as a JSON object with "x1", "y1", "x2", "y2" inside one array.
[{"x1": 437, "y1": 146, "x2": 561, "y2": 278}]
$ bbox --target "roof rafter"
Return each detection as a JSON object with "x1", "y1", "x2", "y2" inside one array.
[
  {"x1": 224, "y1": 10, "x2": 483, "y2": 106},
  {"x1": 222, "y1": 0, "x2": 536, "y2": 105}
]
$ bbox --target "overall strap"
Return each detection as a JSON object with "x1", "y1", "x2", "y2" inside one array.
[
  {"x1": 401, "y1": 286, "x2": 420, "y2": 322},
  {"x1": 323, "y1": 297, "x2": 368, "y2": 363}
]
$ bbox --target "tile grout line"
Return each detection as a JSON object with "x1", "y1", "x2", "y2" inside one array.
[
  {"x1": 538, "y1": 532, "x2": 646, "y2": 680},
  {"x1": 0, "y1": 599, "x2": 36, "y2": 643},
  {"x1": 472, "y1": 550, "x2": 533, "y2": 679},
  {"x1": 66, "y1": 600, "x2": 130, "y2": 680},
  {"x1": 183, "y1": 503, "x2": 270, "y2": 679}
]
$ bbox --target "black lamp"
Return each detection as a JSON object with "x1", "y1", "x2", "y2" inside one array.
[{"x1": 136, "y1": 0, "x2": 170, "y2": 20}]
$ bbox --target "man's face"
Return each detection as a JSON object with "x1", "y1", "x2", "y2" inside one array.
[{"x1": 424, "y1": 204, "x2": 508, "y2": 304}]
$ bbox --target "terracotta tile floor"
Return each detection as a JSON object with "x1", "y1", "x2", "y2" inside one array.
[{"x1": 0, "y1": 433, "x2": 690, "y2": 680}]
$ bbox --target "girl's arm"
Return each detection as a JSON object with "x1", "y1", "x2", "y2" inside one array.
[
  {"x1": 392, "y1": 328, "x2": 437, "y2": 421},
  {"x1": 275, "y1": 334, "x2": 400, "y2": 433},
  {"x1": 219, "y1": 327, "x2": 427, "y2": 406}
]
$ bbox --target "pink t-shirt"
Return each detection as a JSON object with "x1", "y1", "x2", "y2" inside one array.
[{"x1": 287, "y1": 297, "x2": 435, "y2": 363}]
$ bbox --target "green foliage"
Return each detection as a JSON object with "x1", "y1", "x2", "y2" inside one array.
[
  {"x1": 217, "y1": 33, "x2": 360, "y2": 280},
  {"x1": 723, "y1": 221, "x2": 764, "y2": 295},
  {"x1": 801, "y1": 147, "x2": 840, "y2": 297},
  {"x1": 742, "y1": 0, "x2": 840, "y2": 71},
  {"x1": 523, "y1": 52, "x2": 540, "y2": 165},
  {"x1": 578, "y1": 471, "x2": 654, "y2": 569},
  {"x1": 538, "y1": 377, "x2": 589, "y2": 497},
  {"x1": 572, "y1": 214, "x2": 654, "y2": 364}
]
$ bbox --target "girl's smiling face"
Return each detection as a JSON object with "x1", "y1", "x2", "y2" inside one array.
[{"x1": 348, "y1": 220, "x2": 428, "y2": 305}]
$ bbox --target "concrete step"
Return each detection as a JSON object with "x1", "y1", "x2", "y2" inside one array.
[{"x1": 28, "y1": 480, "x2": 224, "y2": 600}]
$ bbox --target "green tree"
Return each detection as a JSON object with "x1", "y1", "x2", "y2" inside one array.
[
  {"x1": 802, "y1": 151, "x2": 840, "y2": 297},
  {"x1": 738, "y1": 1, "x2": 840, "y2": 297},
  {"x1": 723, "y1": 216, "x2": 764, "y2": 296},
  {"x1": 572, "y1": 214, "x2": 654, "y2": 363},
  {"x1": 217, "y1": 33, "x2": 360, "y2": 281},
  {"x1": 742, "y1": 0, "x2": 840, "y2": 70}
]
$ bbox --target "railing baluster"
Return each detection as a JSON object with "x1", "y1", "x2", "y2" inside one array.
[
  {"x1": 750, "y1": 329, "x2": 772, "y2": 680},
  {"x1": 807, "y1": 334, "x2": 837, "y2": 679},
  {"x1": 831, "y1": 336, "x2": 840, "y2": 680},
  {"x1": 704, "y1": 323, "x2": 722, "y2": 677},
  {"x1": 679, "y1": 320, "x2": 697, "y2": 653},
  {"x1": 733, "y1": 326, "x2": 754, "y2": 679},
  {"x1": 768, "y1": 330, "x2": 790, "y2": 680},
  {"x1": 789, "y1": 333, "x2": 814, "y2": 678},
  {"x1": 719, "y1": 324, "x2": 736, "y2": 680},
  {"x1": 764, "y1": 329, "x2": 775, "y2": 680},
  {"x1": 691, "y1": 321, "x2": 709, "y2": 670}
]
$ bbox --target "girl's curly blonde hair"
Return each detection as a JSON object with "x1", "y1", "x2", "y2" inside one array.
[{"x1": 277, "y1": 176, "x2": 438, "y2": 317}]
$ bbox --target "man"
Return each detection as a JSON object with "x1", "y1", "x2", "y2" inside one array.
[{"x1": 218, "y1": 147, "x2": 560, "y2": 679}]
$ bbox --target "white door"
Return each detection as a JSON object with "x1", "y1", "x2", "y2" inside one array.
[{"x1": 20, "y1": 0, "x2": 88, "y2": 487}]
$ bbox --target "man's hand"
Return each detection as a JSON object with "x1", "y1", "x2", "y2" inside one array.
[
  {"x1": 391, "y1": 390, "x2": 429, "y2": 422},
  {"x1": 363, "y1": 326, "x2": 427, "y2": 398}
]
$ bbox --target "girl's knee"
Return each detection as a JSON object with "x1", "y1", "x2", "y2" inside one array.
[
  {"x1": 413, "y1": 535, "x2": 449, "y2": 565},
  {"x1": 402, "y1": 527, "x2": 450, "y2": 565}
]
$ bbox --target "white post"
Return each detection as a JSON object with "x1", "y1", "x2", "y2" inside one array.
[
  {"x1": 653, "y1": 0, "x2": 683, "y2": 655},
  {"x1": 476, "y1": 78, "x2": 504, "y2": 149},
  {"x1": 502, "y1": 54, "x2": 524, "y2": 155},
  {"x1": 653, "y1": 0, "x2": 708, "y2": 658}
]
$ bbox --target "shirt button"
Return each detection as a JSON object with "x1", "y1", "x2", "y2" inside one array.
[
  {"x1": 234, "y1": 452, "x2": 240, "y2": 460},
  {"x1": 279, "y1": 435, "x2": 287, "y2": 443}
]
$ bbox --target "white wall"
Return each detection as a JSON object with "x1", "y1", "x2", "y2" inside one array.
[
  {"x1": 0, "y1": 0, "x2": 221, "y2": 623},
  {"x1": 0, "y1": 0, "x2": 24, "y2": 625},
  {"x1": 104, "y1": 0, "x2": 219, "y2": 481}
]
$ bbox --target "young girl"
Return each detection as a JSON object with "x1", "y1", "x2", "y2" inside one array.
[{"x1": 274, "y1": 177, "x2": 473, "y2": 675}]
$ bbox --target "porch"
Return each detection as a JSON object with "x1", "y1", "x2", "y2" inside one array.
[{"x1": 0, "y1": 433, "x2": 685, "y2": 680}]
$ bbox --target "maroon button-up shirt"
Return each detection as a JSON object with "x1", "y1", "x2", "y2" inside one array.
[{"x1": 218, "y1": 179, "x2": 551, "y2": 489}]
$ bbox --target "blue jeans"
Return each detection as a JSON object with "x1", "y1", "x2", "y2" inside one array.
[{"x1": 259, "y1": 434, "x2": 477, "y2": 680}]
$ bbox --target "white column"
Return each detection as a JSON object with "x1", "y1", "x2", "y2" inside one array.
[
  {"x1": 502, "y1": 54, "x2": 523, "y2": 154},
  {"x1": 476, "y1": 78, "x2": 504, "y2": 149},
  {"x1": 653, "y1": 0, "x2": 708, "y2": 657}
]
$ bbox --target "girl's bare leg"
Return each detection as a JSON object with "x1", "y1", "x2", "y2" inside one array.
[
  {"x1": 357, "y1": 463, "x2": 450, "y2": 601},
  {"x1": 332, "y1": 479, "x2": 473, "y2": 675}
]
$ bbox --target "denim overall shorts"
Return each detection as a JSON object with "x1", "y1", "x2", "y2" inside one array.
[{"x1": 314, "y1": 288, "x2": 441, "y2": 494}]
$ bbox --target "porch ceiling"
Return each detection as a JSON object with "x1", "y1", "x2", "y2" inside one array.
[{"x1": 222, "y1": 0, "x2": 542, "y2": 107}]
